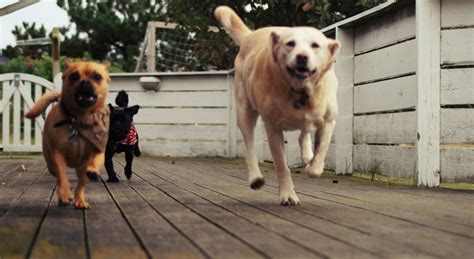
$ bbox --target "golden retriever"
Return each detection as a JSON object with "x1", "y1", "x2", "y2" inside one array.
[{"x1": 215, "y1": 6, "x2": 340, "y2": 205}]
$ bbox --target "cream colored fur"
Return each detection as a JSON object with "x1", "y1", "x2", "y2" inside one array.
[{"x1": 215, "y1": 6, "x2": 341, "y2": 205}]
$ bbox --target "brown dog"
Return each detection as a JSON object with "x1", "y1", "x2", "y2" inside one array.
[
  {"x1": 26, "y1": 61, "x2": 110, "y2": 209},
  {"x1": 215, "y1": 7, "x2": 340, "y2": 205}
]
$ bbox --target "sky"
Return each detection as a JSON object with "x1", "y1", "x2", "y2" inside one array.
[{"x1": 0, "y1": 0, "x2": 69, "y2": 49}]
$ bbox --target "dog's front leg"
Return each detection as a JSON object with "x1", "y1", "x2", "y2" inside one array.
[
  {"x1": 305, "y1": 120, "x2": 335, "y2": 177},
  {"x1": 265, "y1": 123, "x2": 300, "y2": 206},
  {"x1": 50, "y1": 152, "x2": 72, "y2": 206},
  {"x1": 104, "y1": 146, "x2": 119, "y2": 182},
  {"x1": 75, "y1": 167, "x2": 90, "y2": 209},
  {"x1": 86, "y1": 152, "x2": 104, "y2": 181},
  {"x1": 237, "y1": 105, "x2": 264, "y2": 189}
]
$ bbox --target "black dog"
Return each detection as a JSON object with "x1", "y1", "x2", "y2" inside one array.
[{"x1": 105, "y1": 90, "x2": 141, "y2": 182}]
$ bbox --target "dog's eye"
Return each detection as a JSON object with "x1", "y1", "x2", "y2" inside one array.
[
  {"x1": 286, "y1": 41, "x2": 295, "y2": 47},
  {"x1": 311, "y1": 42, "x2": 319, "y2": 49},
  {"x1": 69, "y1": 72, "x2": 79, "y2": 82},
  {"x1": 93, "y1": 73, "x2": 102, "y2": 81}
]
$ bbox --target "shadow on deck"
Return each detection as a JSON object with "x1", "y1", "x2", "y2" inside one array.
[{"x1": 0, "y1": 156, "x2": 473, "y2": 258}]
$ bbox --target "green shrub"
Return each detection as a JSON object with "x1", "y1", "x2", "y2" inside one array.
[{"x1": 0, "y1": 54, "x2": 123, "y2": 81}]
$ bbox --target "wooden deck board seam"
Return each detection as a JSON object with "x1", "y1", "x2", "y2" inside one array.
[
  {"x1": 0, "y1": 166, "x2": 48, "y2": 218},
  {"x1": 193, "y1": 182, "x2": 380, "y2": 257},
  {"x1": 159, "y1": 159, "x2": 444, "y2": 257},
  {"x1": 122, "y1": 177, "x2": 212, "y2": 259},
  {"x1": 142, "y1": 159, "x2": 379, "y2": 256},
  {"x1": 137, "y1": 167, "x2": 328, "y2": 259},
  {"x1": 202, "y1": 158, "x2": 474, "y2": 238},
  {"x1": 82, "y1": 209, "x2": 91, "y2": 259},
  {"x1": 100, "y1": 177, "x2": 153, "y2": 259},
  {"x1": 131, "y1": 169, "x2": 271, "y2": 259},
  {"x1": 24, "y1": 184, "x2": 56, "y2": 259}
]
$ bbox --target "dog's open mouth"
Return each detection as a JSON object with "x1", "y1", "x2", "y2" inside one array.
[
  {"x1": 74, "y1": 88, "x2": 98, "y2": 108},
  {"x1": 287, "y1": 66, "x2": 316, "y2": 81}
]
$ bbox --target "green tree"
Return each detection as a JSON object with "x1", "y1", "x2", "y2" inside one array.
[
  {"x1": 57, "y1": 0, "x2": 168, "y2": 71},
  {"x1": 2, "y1": 22, "x2": 49, "y2": 59},
  {"x1": 167, "y1": 0, "x2": 386, "y2": 71}
]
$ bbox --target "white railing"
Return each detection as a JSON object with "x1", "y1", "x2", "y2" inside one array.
[{"x1": 0, "y1": 73, "x2": 57, "y2": 152}]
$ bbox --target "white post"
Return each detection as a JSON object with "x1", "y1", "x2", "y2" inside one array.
[
  {"x1": 335, "y1": 27, "x2": 354, "y2": 175},
  {"x1": 227, "y1": 72, "x2": 237, "y2": 157},
  {"x1": 416, "y1": 0, "x2": 441, "y2": 187},
  {"x1": 52, "y1": 27, "x2": 60, "y2": 78},
  {"x1": 147, "y1": 22, "x2": 156, "y2": 72}
]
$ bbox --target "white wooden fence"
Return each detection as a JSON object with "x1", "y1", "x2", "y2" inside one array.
[
  {"x1": 0, "y1": 73, "x2": 58, "y2": 152},
  {"x1": 323, "y1": 0, "x2": 474, "y2": 184}
]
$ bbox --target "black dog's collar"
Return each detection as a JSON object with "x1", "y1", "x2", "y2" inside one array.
[
  {"x1": 290, "y1": 87, "x2": 309, "y2": 109},
  {"x1": 54, "y1": 102, "x2": 78, "y2": 139}
]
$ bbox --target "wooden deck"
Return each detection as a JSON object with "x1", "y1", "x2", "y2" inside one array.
[{"x1": 0, "y1": 156, "x2": 473, "y2": 259}]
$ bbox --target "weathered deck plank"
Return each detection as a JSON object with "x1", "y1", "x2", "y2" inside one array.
[
  {"x1": 85, "y1": 179, "x2": 148, "y2": 259},
  {"x1": 0, "y1": 160, "x2": 54, "y2": 258},
  {"x1": 30, "y1": 174, "x2": 86, "y2": 259},
  {"x1": 125, "y1": 164, "x2": 264, "y2": 259},
  {"x1": 103, "y1": 172, "x2": 206, "y2": 259},
  {"x1": 148, "y1": 158, "x2": 435, "y2": 258},
  {"x1": 162, "y1": 157, "x2": 474, "y2": 258},
  {"x1": 134, "y1": 162, "x2": 326, "y2": 259},
  {"x1": 0, "y1": 159, "x2": 46, "y2": 217},
  {"x1": 211, "y1": 157, "x2": 474, "y2": 225},
  {"x1": 0, "y1": 156, "x2": 473, "y2": 259}
]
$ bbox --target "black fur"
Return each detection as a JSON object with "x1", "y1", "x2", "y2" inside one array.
[{"x1": 105, "y1": 90, "x2": 141, "y2": 182}]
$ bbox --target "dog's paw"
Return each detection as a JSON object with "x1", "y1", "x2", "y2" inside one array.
[
  {"x1": 107, "y1": 177, "x2": 120, "y2": 183},
  {"x1": 75, "y1": 199, "x2": 90, "y2": 210},
  {"x1": 125, "y1": 168, "x2": 132, "y2": 180},
  {"x1": 57, "y1": 186, "x2": 72, "y2": 206},
  {"x1": 279, "y1": 187, "x2": 300, "y2": 206},
  {"x1": 250, "y1": 177, "x2": 265, "y2": 190},
  {"x1": 86, "y1": 171, "x2": 99, "y2": 182},
  {"x1": 58, "y1": 200, "x2": 71, "y2": 207},
  {"x1": 304, "y1": 161, "x2": 324, "y2": 178}
]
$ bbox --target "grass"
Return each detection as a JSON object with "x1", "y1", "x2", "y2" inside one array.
[{"x1": 352, "y1": 171, "x2": 474, "y2": 191}]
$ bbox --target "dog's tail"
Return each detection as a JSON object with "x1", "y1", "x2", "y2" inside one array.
[
  {"x1": 25, "y1": 91, "x2": 61, "y2": 119},
  {"x1": 214, "y1": 6, "x2": 252, "y2": 45}
]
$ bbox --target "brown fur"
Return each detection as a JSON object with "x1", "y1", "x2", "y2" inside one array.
[
  {"x1": 216, "y1": 6, "x2": 340, "y2": 205},
  {"x1": 26, "y1": 61, "x2": 110, "y2": 209}
]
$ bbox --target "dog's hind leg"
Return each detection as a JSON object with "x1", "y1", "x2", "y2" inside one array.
[
  {"x1": 124, "y1": 147, "x2": 133, "y2": 180},
  {"x1": 237, "y1": 105, "x2": 264, "y2": 190},
  {"x1": 305, "y1": 120, "x2": 335, "y2": 177},
  {"x1": 49, "y1": 152, "x2": 72, "y2": 206},
  {"x1": 74, "y1": 168, "x2": 90, "y2": 209},
  {"x1": 299, "y1": 132, "x2": 314, "y2": 168},
  {"x1": 265, "y1": 123, "x2": 300, "y2": 206}
]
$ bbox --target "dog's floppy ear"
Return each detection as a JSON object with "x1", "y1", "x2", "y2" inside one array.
[
  {"x1": 328, "y1": 39, "x2": 341, "y2": 62},
  {"x1": 126, "y1": 105, "x2": 140, "y2": 116},
  {"x1": 108, "y1": 103, "x2": 114, "y2": 111},
  {"x1": 270, "y1": 31, "x2": 280, "y2": 62}
]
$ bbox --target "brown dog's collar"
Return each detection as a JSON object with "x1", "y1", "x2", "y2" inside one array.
[
  {"x1": 289, "y1": 87, "x2": 309, "y2": 109},
  {"x1": 54, "y1": 102, "x2": 78, "y2": 139},
  {"x1": 53, "y1": 101, "x2": 110, "y2": 152}
]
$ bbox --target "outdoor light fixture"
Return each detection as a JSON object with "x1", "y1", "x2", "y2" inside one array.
[{"x1": 139, "y1": 76, "x2": 161, "y2": 91}]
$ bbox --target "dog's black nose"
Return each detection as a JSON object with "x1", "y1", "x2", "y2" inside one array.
[
  {"x1": 79, "y1": 80, "x2": 93, "y2": 92},
  {"x1": 296, "y1": 54, "x2": 308, "y2": 67}
]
